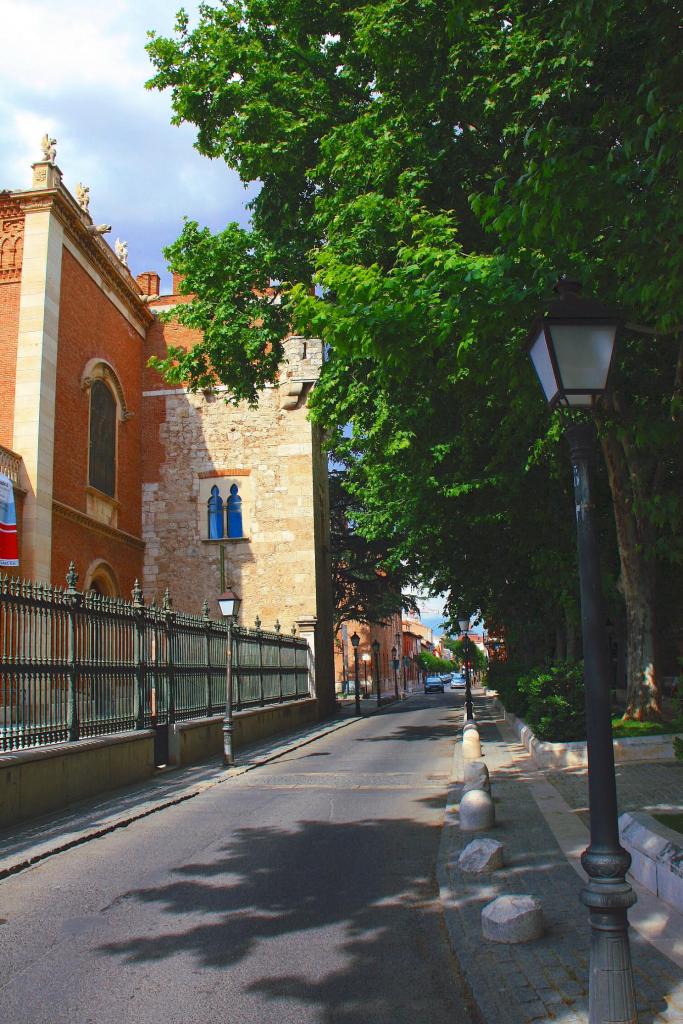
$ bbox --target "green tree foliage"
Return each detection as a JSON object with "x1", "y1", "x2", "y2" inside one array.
[
  {"x1": 329, "y1": 470, "x2": 417, "y2": 630},
  {"x1": 147, "y1": 0, "x2": 683, "y2": 718},
  {"x1": 442, "y1": 637, "x2": 487, "y2": 673},
  {"x1": 418, "y1": 652, "x2": 454, "y2": 674}
]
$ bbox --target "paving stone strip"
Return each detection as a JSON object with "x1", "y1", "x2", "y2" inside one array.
[{"x1": 438, "y1": 701, "x2": 683, "y2": 1024}]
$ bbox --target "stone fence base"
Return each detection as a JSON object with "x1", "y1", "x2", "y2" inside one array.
[{"x1": 0, "y1": 698, "x2": 319, "y2": 828}]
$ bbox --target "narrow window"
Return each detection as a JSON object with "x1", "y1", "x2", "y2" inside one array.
[
  {"x1": 89, "y1": 380, "x2": 116, "y2": 497},
  {"x1": 208, "y1": 485, "x2": 224, "y2": 539},
  {"x1": 227, "y1": 483, "x2": 243, "y2": 538}
]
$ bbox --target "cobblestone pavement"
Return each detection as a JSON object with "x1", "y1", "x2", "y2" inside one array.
[
  {"x1": 439, "y1": 699, "x2": 683, "y2": 1024},
  {"x1": 547, "y1": 760, "x2": 683, "y2": 829}
]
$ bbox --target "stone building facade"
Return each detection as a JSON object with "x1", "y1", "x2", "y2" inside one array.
[{"x1": 0, "y1": 149, "x2": 335, "y2": 715}]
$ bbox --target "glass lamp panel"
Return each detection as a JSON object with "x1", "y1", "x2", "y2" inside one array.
[
  {"x1": 529, "y1": 329, "x2": 559, "y2": 404},
  {"x1": 550, "y1": 324, "x2": 617, "y2": 393},
  {"x1": 218, "y1": 598, "x2": 235, "y2": 617},
  {"x1": 458, "y1": 618, "x2": 469, "y2": 631}
]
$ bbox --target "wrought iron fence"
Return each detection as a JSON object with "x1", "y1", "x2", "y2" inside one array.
[{"x1": 0, "y1": 566, "x2": 311, "y2": 752}]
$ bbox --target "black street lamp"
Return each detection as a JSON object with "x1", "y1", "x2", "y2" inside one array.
[
  {"x1": 527, "y1": 278, "x2": 636, "y2": 1024},
  {"x1": 362, "y1": 653, "x2": 371, "y2": 696},
  {"x1": 395, "y1": 630, "x2": 405, "y2": 696},
  {"x1": 391, "y1": 645, "x2": 399, "y2": 700},
  {"x1": 372, "y1": 639, "x2": 381, "y2": 707},
  {"x1": 350, "y1": 631, "x2": 361, "y2": 717},
  {"x1": 458, "y1": 616, "x2": 474, "y2": 721},
  {"x1": 218, "y1": 587, "x2": 241, "y2": 766}
]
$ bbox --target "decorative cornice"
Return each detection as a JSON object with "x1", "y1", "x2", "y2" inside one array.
[
  {"x1": 13, "y1": 186, "x2": 153, "y2": 332},
  {"x1": 53, "y1": 499, "x2": 145, "y2": 551}
]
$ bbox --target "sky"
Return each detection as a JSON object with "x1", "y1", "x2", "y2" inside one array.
[{"x1": 0, "y1": 0, "x2": 255, "y2": 292}]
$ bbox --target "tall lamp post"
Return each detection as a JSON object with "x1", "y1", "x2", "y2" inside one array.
[
  {"x1": 527, "y1": 277, "x2": 636, "y2": 1024},
  {"x1": 391, "y1": 646, "x2": 399, "y2": 701},
  {"x1": 218, "y1": 587, "x2": 241, "y2": 766},
  {"x1": 372, "y1": 639, "x2": 381, "y2": 708},
  {"x1": 395, "y1": 630, "x2": 405, "y2": 696},
  {"x1": 350, "y1": 631, "x2": 361, "y2": 717},
  {"x1": 458, "y1": 616, "x2": 474, "y2": 721},
  {"x1": 362, "y1": 653, "x2": 371, "y2": 696}
]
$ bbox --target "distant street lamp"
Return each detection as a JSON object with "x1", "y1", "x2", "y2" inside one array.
[
  {"x1": 527, "y1": 277, "x2": 636, "y2": 1024},
  {"x1": 350, "y1": 631, "x2": 361, "y2": 717},
  {"x1": 391, "y1": 645, "x2": 399, "y2": 700},
  {"x1": 362, "y1": 652, "x2": 371, "y2": 696},
  {"x1": 458, "y1": 616, "x2": 474, "y2": 721},
  {"x1": 218, "y1": 587, "x2": 241, "y2": 766},
  {"x1": 372, "y1": 639, "x2": 381, "y2": 708},
  {"x1": 395, "y1": 630, "x2": 405, "y2": 696}
]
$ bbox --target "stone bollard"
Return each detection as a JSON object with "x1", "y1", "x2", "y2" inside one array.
[
  {"x1": 463, "y1": 760, "x2": 489, "y2": 782},
  {"x1": 481, "y1": 895, "x2": 543, "y2": 943},
  {"x1": 459, "y1": 788, "x2": 495, "y2": 831},
  {"x1": 458, "y1": 837, "x2": 504, "y2": 874},
  {"x1": 463, "y1": 777, "x2": 490, "y2": 794},
  {"x1": 462, "y1": 720, "x2": 479, "y2": 733},
  {"x1": 462, "y1": 728, "x2": 482, "y2": 759}
]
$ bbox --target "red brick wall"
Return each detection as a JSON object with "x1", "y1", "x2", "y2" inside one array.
[
  {"x1": 51, "y1": 510, "x2": 142, "y2": 599},
  {"x1": 51, "y1": 247, "x2": 144, "y2": 588}
]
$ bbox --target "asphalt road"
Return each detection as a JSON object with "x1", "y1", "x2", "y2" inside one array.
[{"x1": 0, "y1": 692, "x2": 479, "y2": 1024}]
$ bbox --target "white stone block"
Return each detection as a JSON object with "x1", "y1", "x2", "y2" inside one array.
[
  {"x1": 458, "y1": 838, "x2": 504, "y2": 874},
  {"x1": 482, "y1": 895, "x2": 543, "y2": 943},
  {"x1": 463, "y1": 760, "x2": 489, "y2": 783},
  {"x1": 462, "y1": 729, "x2": 482, "y2": 759},
  {"x1": 459, "y1": 788, "x2": 495, "y2": 831}
]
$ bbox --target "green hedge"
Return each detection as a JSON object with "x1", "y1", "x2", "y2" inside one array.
[{"x1": 490, "y1": 661, "x2": 586, "y2": 742}]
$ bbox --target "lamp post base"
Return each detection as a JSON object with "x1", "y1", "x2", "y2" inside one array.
[
  {"x1": 581, "y1": 879, "x2": 638, "y2": 1024},
  {"x1": 223, "y1": 722, "x2": 234, "y2": 767}
]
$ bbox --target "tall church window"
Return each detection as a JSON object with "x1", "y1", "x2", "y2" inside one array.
[
  {"x1": 89, "y1": 380, "x2": 116, "y2": 497},
  {"x1": 208, "y1": 485, "x2": 224, "y2": 539},
  {"x1": 227, "y1": 484, "x2": 243, "y2": 538}
]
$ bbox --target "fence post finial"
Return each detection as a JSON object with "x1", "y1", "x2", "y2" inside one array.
[
  {"x1": 132, "y1": 579, "x2": 144, "y2": 608},
  {"x1": 202, "y1": 598, "x2": 210, "y2": 619},
  {"x1": 66, "y1": 561, "x2": 79, "y2": 593},
  {"x1": 162, "y1": 587, "x2": 173, "y2": 612},
  {"x1": 255, "y1": 614, "x2": 261, "y2": 630},
  {"x1": 274, "y1": 619, "x2": 281, "y2": 634},
  {"x1": 291, "y1": 623, "x2": 297, "y2": 636}
]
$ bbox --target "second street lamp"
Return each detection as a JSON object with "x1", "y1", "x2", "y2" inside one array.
[
  {"x1": 391, "y1": 645, "x2": 399, "y2": 701},
  {"x1": 218, "y1": 587, "x2": 241, "y2": 766},
  {"x1": 372, "y1": 639, "x2": 381, "y2": 708},
  {"x1": 458, "y1": 616, "x2": 474, "y2": 721},
  {"x1": 527, "y1": 277, "x2": 635, "y2": 1024},
  {"x1": 350, "y1": 631, "x2": 361, "y2": 717}
]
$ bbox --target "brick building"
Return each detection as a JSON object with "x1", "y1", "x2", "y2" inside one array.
[{"x1": 0, "y1": 149, "x2": 334, "y2": 714}]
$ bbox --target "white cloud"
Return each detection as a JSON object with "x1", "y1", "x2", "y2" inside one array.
[{"x1": 0, "y1": 1, "x2": 249, "y2": 288}]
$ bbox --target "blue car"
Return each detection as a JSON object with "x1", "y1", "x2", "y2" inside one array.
[{"x1": 425, "y1": 675, "x2": 445, "y2": 693}]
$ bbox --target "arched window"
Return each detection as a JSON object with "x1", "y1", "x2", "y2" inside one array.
[
  {"x1": 88, "y1": 380, "x2": 116, "y2": 497},
  {"x1": 207, "y1": 485, "x2": 224, "y2": 539},
  {"x1": 227, "y1": 483, "x2": 243, "y2": 538}
]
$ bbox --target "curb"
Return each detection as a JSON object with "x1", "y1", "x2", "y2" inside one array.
[{"x1": 0, "y1": 700, "x2": 407, "y2": 880}]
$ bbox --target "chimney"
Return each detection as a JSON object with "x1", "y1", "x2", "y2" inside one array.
[
  {"x1": 136, "y1": 271, "x2": 160, "y2": 297},
  {"x1": 172, "y1": 271, "x2": 186, "y2": 294}
]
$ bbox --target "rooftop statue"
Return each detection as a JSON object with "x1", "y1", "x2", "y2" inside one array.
[
  {"x1": 75, "y1": 182, "x2": 90, "y2": 213},
  {"x1": 40, "y1": 133, "x2": 57, "y2": 164},
  {"x1": 114, "y1": 238, "x2": 128, "y2": 266}
]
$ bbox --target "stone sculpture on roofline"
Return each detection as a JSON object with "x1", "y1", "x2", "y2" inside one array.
[
  {"x1": 40, "y1": 133, "x2": 57, "y2": 164},
  {"x1": 114, "y1": 238, "x2": 128, "y2": 266},
  {"x1": 75, "y1": 182, "x2": 90, "y2": 213}
]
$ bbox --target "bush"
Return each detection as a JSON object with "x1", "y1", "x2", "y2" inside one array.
[
  {"x1": 492, "y1": 661, "x2": 586, "y2": 742},
  {"x1": 487, "y1": 661, "x2": 530, "y2": 717}
]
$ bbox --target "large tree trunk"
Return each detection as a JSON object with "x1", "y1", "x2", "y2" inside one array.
[{"x1": 601, "y1": 431, "x2": 661, "y2": 720}]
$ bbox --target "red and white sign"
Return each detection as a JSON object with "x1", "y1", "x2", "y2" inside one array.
[{"x1": 0, "y1": 473, "x2": 19, "y2": 567}]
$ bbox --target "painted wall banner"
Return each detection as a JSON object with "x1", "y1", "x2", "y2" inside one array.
[{"x1": 0, "y1": 473, "x2": 19, "y2": 566}]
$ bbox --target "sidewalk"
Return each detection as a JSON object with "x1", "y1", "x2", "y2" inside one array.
[
  {"x1": 0, "y1": 701, "x2": 383, "y2": 879},
  {"x1": 439, "y1": 697, "x2": 683, "y2": 1024}
]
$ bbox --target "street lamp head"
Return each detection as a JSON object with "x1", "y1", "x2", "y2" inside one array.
[
  {"x1": 362, "y1": 652, "x2": 372, "y2": 663},
  {"x1": 526, "y1": 277, "x2": 620, "y2": 409},
  {"x1": 217, "y1": 588, "x2": 241, "y2": 621},
  {"x1": 458, "y1": 616, "x2": 470, "y2": 633},
  {"x1": 371, "y1": 639, "x2": 380, "y2": 654},
  {"x1": 350, "y1": 631, "x2": 360, "y2": 648},
  {"x1": 391, "y1": 645, "x2": 397, "y2": 658}
]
